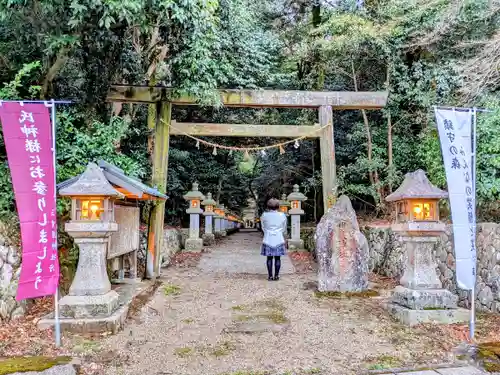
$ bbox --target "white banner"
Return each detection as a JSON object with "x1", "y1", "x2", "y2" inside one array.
[{"x1": 434, "y1": 108, "x2": 476, "y2": 290}]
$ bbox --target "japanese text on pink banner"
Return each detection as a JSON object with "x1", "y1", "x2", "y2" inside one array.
[{"x1": 0, "y1": 102, "x2": 59, "y2": 300}]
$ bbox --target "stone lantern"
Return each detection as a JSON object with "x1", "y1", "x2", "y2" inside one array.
[
  {"x1": 228, "y1": 214, "x2": 236, "y2": 230},
  {"x1": 287, "y1": 184, "x2": 306, "y2": 250},
  {"x1": 385, "y1": 169, "x2": 468, "y2": 325},
  {"x1": 183, "y1": 182, "x2": 204, "y2": 252},
  {"x1": 216, "y1": 204, "x2": 227, "y2": 237},
  {"x1": 223, "y1": 209, "x2": 229, "y2": 234},
  {"x1": 213, "y1": 205, "x2": 222, "y2": 236},
  {"x1": 201, "y1": 192, "x2": 216, "y2": 245},
  {"x1": 279, "y1": 194, "x2": 291, "y2": 215},
  {"x1": 58, "y1": 163, "x2": 124, "y2": 319}
]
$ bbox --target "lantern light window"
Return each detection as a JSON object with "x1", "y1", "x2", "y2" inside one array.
[
  {"x1": 411, "y1": 201, "x2": 435, "y2": 221},
  {"x1": 74, "y1": 197, "x2": 114, "y2": 222}
]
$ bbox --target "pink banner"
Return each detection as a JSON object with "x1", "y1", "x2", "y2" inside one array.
[{"x1": 0, "y1": 102, "x2": 59, "y2": 300}]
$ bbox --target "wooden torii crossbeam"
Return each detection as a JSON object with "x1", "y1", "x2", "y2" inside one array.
[
  {"x1": 169, "y1": 121, "x2": 324, "y2": 137},
  {"x1": 108, "y1": 85, "x2": 387, "y2": 109},
  {"x1": 106, "y1": 84, "x2": 388, "y2": 277}
]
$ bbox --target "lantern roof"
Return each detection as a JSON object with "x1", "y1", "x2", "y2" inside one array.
[
  {"x1": 58, "y1": 160, "x2": 168, "y2": 200},
  {"x1": 59, "y1": 162, "x2": 124, "y2": 198},
  {"x1": 202, "y1": 192, "x2": 217, "y2": 206},
  {"x1": 279, "y1": 193, "x2": 291, "y2": 207},
  {"x1": 386, "y1": 169, "x2": 448, "y2": 202},
  {"x1": 287, "y1": 184, "x2": 306, "y2": 201},
  {"x1": 183, "y1": 182, "x2": 205, "y2": 201},
  {"x1": 226, "y1": 211, "x2": 239, "y2": 221}
]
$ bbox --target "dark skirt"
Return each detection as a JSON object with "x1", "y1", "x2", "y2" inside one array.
[{"x1": 260, "y1": 243, "x2": 286, "y2": 257}]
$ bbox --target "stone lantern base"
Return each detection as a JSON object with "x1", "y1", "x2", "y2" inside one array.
[
  {"x1": 38, "y1": 281, "x2": 151, "y2": 334},
  {"x1": 385, "y1": 234, "x2": 469, "y2": 326},
  {"x1": 59, "y1": 291, "x2": 119, "y2": 319},
  {"x1": 202, "y1": 233, "x2": 215, "y2": 246},
  {"x1": 288, "y1": 239, "x2": 304, "y2": 251},
  {"x1": 387, "y1": 286, "x2": 469, "y2": 326},
  {"x1": 185, "y1": 237, "x2": 203, "y2": 252}
]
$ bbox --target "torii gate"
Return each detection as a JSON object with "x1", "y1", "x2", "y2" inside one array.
[{"x1": 106, "y1": 85, "x2": 388, "y2": 276}]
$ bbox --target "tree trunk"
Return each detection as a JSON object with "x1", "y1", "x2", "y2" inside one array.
[
  {"x1": 351, "y1": 62, "x2": 374, "y2": 185},
  {"x1": 351, "y1": 62, "x2": 383, "y2": 204},
  {"x1": 312, "y1": 1, "x2": 321, "y2": 27},
  {"x1": 387, "y1": 111, "x2": 393, "y2": 192},
  {"x1": 248, "y1": 156, "x2": 261, "y2": 207},
  {"x1": 40, "y1": 47, "x2": 70, "y2": 99},
  {"x1": 216, "y1": 153, "x2": 231, "y2": 203},
  {"x1": 216, "y1": 176, "x2": 223, "y2": 204},
  {"x1": 386, "y1": 63, "x2": 393, "y2": 193}
]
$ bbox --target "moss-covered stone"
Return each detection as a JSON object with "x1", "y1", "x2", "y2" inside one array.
[
  {"x1": 0, "y1": 356, "x2": 72, "y2": 375},
  {"x1": 234, "y1": 315, "x2": 252, "y2": 322},
  {"x1": 259, "y1": 311, "x2": 288, "y2": 324},
  {"x1": 476, "y1": 342, "x2": 500, "y2": 373},
  {"x1": 314, "y1": 289, "x2": 379, "y2": 299},
  {"x1": 478, "y1": 342, "x2": 500, "y2": 356},
  {"x1": 209, "y1": 341, "x2": 235, "y2": 357},
  {"x1": 365, "y1": 354, "x2": 403, "y2": 370},
  {"x1": 231, "y1": 299, "x2": 289, "y2": 326},
  {"x1": 174, "y1": 347, "x2": 193, "y2": 358},
  {"x1": 484, "y1": 362, "x2": 500, "y2": 372},
  {"x1": 163, "y1": 284, "x2": 181, "y2": 296}
]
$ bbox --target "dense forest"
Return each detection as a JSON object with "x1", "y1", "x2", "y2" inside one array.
[{"x1": 0, "y1": 0, "x2": 500, "y2": 227}]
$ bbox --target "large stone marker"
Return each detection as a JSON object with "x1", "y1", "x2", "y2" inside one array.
[{"x1": 316, "y1": 195, "x2": 369, "y2": 292}]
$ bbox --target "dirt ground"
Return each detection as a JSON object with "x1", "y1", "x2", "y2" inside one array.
[{"x1": 1, "y1": 231, "x2": 498, "y2": 375}]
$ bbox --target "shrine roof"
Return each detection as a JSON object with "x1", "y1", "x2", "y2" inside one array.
[
  {"x1": 385, "y1": 169, "x2": 448, "y2": 202},
  {"x1": 57, "y1": 160, "x2": 168, "y2": 200}
]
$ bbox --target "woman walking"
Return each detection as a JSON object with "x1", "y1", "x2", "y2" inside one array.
[{"x1": 260, "y1": 198, "x2": 288, "y2": 281}]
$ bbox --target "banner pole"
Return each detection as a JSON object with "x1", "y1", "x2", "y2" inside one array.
[
  {"x1": 50, "y1": 99, "x2": 61, "y2": 348},
  {"x1": 470, "y1": 107, "x2": 478, "y2": 341}
]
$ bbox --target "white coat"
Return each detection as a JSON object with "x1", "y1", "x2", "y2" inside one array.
[{"x1": 261, "y1": 210, "x2": 287, "y2": 247}]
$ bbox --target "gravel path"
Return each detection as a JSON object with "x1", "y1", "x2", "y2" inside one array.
[
  {"x1": 198, "y1": 230, "x2": 295, "y2": 275},
  {"x1": 99, "y1": 231, "x2": 456, "y2": 375}
]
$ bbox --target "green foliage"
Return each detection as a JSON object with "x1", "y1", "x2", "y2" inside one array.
[
  {"x1": 416, "y1": 127, "x2": 446, "y2": 188},
  {"x1": 0, "y1": 61, "x2": 42, "y2": 99},
  {"x1": 166, "y1": 139, "x2": 251, "y2": 224},
  {"x1": 283, "y1": 0, "x2": 500, "y2": 217},
  {"x1": 476, "y1": 99, "x2": 500, "y2": 203},
  {"x1": 55, "y1": 111, "x2": 144, "y2": 183}
]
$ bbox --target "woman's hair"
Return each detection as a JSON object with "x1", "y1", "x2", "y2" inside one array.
[{"x1": 266, "y1": 198, "x2": 280, "y2": 211}]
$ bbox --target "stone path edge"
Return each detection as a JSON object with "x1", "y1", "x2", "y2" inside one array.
[
  {"x1": 37, "y1": 280, "x2": 157, "y2": 334},
  {"x1": 361, "y1": 363, "x2": 477, "y2": 374}
]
